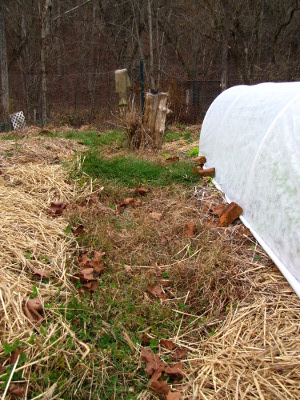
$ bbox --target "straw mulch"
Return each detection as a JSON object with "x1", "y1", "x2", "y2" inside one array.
[
  {"x1": 0, "y1": 144, "x2": 94, "y2": 397},
  {"x1": 0, "y1": 135, "x2": 85, "y2": 165},
  {"x1": 175, "y1": 252, "x2": 300, "y2": 399}
]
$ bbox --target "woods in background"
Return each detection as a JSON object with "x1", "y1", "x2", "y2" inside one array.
[{"x1": 0, "y1": 0, "x2": 300, "y2": 125}]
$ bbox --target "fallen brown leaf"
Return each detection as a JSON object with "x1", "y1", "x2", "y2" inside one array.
[
  {"x1": 47, "y1": 201, "x2": 67, "y2": 217},
  {"x1": 79, "y1": 280, "x2": 99, "y2": 294},
  {"x1": 9, "y1": 384, "x2": 26, "y2": 397},
  {"x1": 172, "y1": 348, "x2": 187, "y2": 360},
  {"x1": 166, "y1": 391, "x2": 181, "y2": 400},
  {"x1": 32, "y1": 269, "x2": 51, "y2": 279},
  {"x1": 89, "y1": 258, "x2": 105, "y2": 274},
  {"x1": 72, "y1": 224, "x2": 85, "y2": 236},
  {"x1": 133, "y1": 199, "x2": 142, "y2": 207},
  {"x1": 78, "y1": 251, "x2": 106, "y2": 274},
  {"x1": 146, "y1": 284, "x2": 167, "y2": 300},
  {"x1": 149, "y1": 212, "x2": 163, "y2": 221},
  {"x1": 150, "y1": 379, "x2": 171, "y2": 395},
  {"x1": 160, "y1": 339, "x2": 176, "y2": 350},
  {"x1": 121, "y1": 198, "x2": 135, "y2": 206},
  {"x1": 141, "y1": 348, "x2": 165, "y2": 375},
  {"x1": 141, "y1": 335, "x2": 151, "y2": 345},
  {"x1": 136, "y1": 187, "x2": 149, "y2": 196},
  {"x1": 76, "y1": 268, "x2": 96, "y2": 282},
  {"x1": 9, "y1": 348, "x2": 22, "y2": 364},
  {"x1": 183, "y1": 221, "x2": 195, "y2": 237},
  {"x1": 22, "y1": 297, "x2": 44, "y2": 323},
  {"x1": 165, "y1": 362, "x2": 184, "y2": 377},
  {"x1": 166, "y1": 156, "x2": 179, "y2": 163}
]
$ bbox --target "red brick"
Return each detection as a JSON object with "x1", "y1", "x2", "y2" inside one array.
[
  {"x1": 219, "y1": 202, "x2": 243, "y2": 227},
  {"x1": 195, "y1": 156, "x2": 207, "y2": 165},
  {"x1": 198, "y1": 168, "x2": 215, "y2": 178}
]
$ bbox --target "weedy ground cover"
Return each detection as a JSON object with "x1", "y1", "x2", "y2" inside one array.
[{"x1": 0, "y1": 126, "x2": 300, "y2": 399}]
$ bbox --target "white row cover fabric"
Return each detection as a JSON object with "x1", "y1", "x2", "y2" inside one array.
[{"x1": 199, "y1": 82, "x2": 300, "y2": 297}]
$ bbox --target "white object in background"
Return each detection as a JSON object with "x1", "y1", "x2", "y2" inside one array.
[
  {"x1": 199, "y1": 82, "x2": 300, "y2": 298},
  {"x1": 10, "y1": 111, "x2": 26, "y2": 130}
]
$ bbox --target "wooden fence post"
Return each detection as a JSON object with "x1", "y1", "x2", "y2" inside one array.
[{"x1": 143, "y1": 92, "x2": 168, "y2": 149}]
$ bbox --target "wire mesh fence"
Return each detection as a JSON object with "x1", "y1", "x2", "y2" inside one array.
[{"x1": 7, "y1": 69, "x2": 222, "y2": 128}]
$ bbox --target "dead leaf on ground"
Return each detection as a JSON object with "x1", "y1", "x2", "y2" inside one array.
[
  {"x1": 72, "y1": 224, "x2": 85, "y2": 236},
  {"x1": 121, "y1": 198, "x2": 135, "y2": 206},
  {"x1": 47, "y1": 201, "x2": 67, "y2": 217},
  {"x1": 9, "y1": 348, "x2": 22, "y2": 364},
  {"x1": 133, "y1": 199, "x2": 142, "y2": 207},
  {"x1": 116, "y1": 197, "x2": 137, "y2": 214},
  {"x1": 149, "y1": 212, "x2": 163, "y2": 221},
  {"x1": 78, "y1": 251, "x2": 106, "y2": 274},
  {"x1": 166, "y1": 391, "x2": 181, "y2": 400},
  {"x1": 183, "y1": 221, "x2": 195, "y2": 237},
  {"x1": 165, "y1": 362, "x2": 184, "y2": 377},
  {"x1": 141, "y1": 335, "x2": 151, "y2": 345},
  {"x1": 9, "y1": 384, "x2": 26, "y2": 397},
  {"x1": 141, "y1": 348, "x2": 166, "y2": 377},
  {"x1": 22, "y1": 297, "x2": 44, "y2": 323},
  {"x1": 75, "y1": 268, "x2": 96, "y2": 283},
  {"x1": 146, "y1": 284, "x2": 167, "y2": 300},
  {"x1": 136, "y1": 186, "x2": 149, "y2": 196},
  {"x1": 166, "y1": 156, "x2": 179, "y2": 163},
  {"x1": 150, "y1": 379, "x2": 171, "y2": 395},
  {"x1": 78, "y1": 280, "x2": 99, "y2": 295},
  {"x1": 160, "y1": 339, "x2": 176, "y2": 350},
  {"x1": 141, "y1": 348, "x2": 184, "y2": 399},
  {"x1": 32, "y1": 269, "x2": 51, "y2": 279},
  {"x1": 172, "y1": 348, "x2": 187, "y2": 360}
]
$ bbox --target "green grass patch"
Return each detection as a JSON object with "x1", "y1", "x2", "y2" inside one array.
[
  {"x1": 187, "y1": 147, "x2": 199, "y2": 157},
  {"x1": 38, "y1": 129, "x2": 124, "y2": 148},
  {"x1": 63, "y1": 130, "x2": 124, "y2": 147},
  {"x1": 79, "y1": 153, "x2": 199, "y2": 187},
  {"x1": 164, "y1": 130, "x2": 193, "y2": 143}
]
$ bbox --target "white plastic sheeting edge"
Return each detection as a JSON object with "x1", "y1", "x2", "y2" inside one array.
[
  {"x1": 211, "y1": 178, "x2": 300, "y2": 298},
  {"x1": 199, "y1": 82, "x2": 300, "y2": 298}
]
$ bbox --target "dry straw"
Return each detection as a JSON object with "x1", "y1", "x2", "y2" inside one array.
[
  {"x1": 0, "y1": 138, "x2": 96, "y2": 398},
  {"x1": 172, "y1": 247, "x2": 300, "y2": 399}
]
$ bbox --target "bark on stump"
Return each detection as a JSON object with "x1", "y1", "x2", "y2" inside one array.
[{"x1": 143, "y1": 92, "x2": 168, "y2": 149}]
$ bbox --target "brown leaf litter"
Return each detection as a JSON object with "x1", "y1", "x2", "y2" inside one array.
[{"x1": 141, "y1": 347, "x2": 184, "y2": 398}]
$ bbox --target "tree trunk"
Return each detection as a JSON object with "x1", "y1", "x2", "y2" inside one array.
[
  {"x1": 41, "y1": 0, "x2": 50, "y2": 126},
  {"x1": 143, "y1": 92, "x2": 168, "y2": 149},
  {"x1": 55, "y1": 2, "x2": 62, "y2": 76},
  {"x1": 221, "y1": 1, "x2": 232, "y2": 90},
  {"x1": 0, "y1": 0, "x2": 9, "y2": 123},
  {"x1": 147, "y1": 0, "x2": 155, "y2": 89}
]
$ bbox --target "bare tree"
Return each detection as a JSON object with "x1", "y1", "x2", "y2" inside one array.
[{"x1": 0, "y1": 0, "x2": 9, "y2": 121}]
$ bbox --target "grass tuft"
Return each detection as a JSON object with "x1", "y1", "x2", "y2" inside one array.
[{"x1": 79, "y1": 153, "x2": 199, "y2": 187}]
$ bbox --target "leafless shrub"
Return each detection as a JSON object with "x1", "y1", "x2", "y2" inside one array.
[{"x1": 119, "y1": 103, "x2": 153, "y2": 150}]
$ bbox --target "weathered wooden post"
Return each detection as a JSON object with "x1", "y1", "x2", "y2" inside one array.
[
  {"x1": 115, "y1": 68, "x2": 131, "y2": 114},
  {"x1": 143, "y1": 92, "x2": 168, "y2": 149}
]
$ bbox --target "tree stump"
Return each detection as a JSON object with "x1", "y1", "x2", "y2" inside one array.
[{"x1": 143, "y1": 92, "x2": 168, "y2": 149}]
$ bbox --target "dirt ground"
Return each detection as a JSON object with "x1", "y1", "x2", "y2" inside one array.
[{"x1": 0, "y1": 126, "x2": 299, "y2": 399}]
